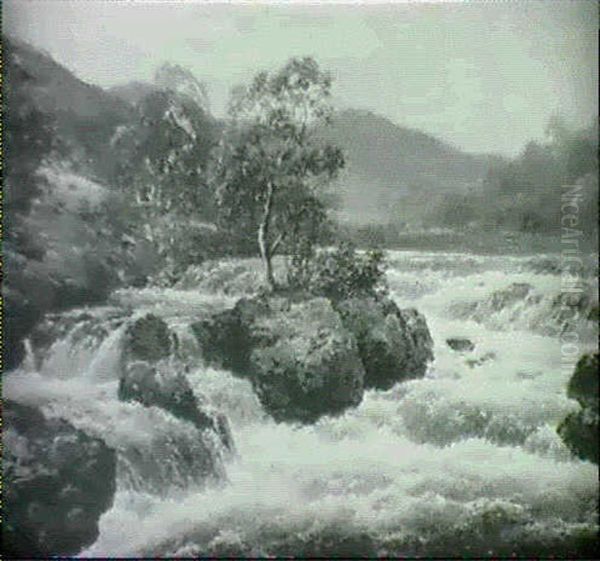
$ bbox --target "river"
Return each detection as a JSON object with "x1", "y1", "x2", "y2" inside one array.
[{"x1": 4, "y1": 250, "x2": 598, "y2": 557}]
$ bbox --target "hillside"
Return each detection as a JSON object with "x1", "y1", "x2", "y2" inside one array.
[
  {"x1": 4, "y1": 36, "x2": 134, "y2": 181},
  {"x1": 12, "y1": 37, "x2": 588, "y2": 369},
  {"x1": 3, "y1": 38, "x2": 218, "y2": 369},
  {"x1": 107, "y1": 87, "x2": 498, "y2": 226},
  {"x1": 317, "y1": 109, "x2": 496, "y2": 224},
  {"x1": 109, "y1": 63, "x2": 210, "y2": 113}
]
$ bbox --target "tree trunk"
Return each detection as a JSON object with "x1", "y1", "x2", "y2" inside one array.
[{"x1": 258, "y1": 182, "x2": 276, "y2": 291}]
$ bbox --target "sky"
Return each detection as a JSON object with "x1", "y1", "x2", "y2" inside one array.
[{"x1": 4, "y1": 0, "x2": 598, "y2": 156}]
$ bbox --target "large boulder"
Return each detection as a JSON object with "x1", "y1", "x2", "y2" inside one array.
[
  {"x1": 557, "y1": 353, "x2": 598, "y2": 464},
  {"x1": 191, "y1": 307, "x2": 252, "y2": 372},
  {"x1": 249, "y1": 297, "x2": 365, "y2": 423},
  {"x1": 120, "y1": 313, "x2": 234, "y2": 453},
  {"x1": 124, "y1": 313, "x2": 173, "y2": 363},
  {"x1": 3, "y1": 400, "x2": 117, "y2": 557},
  {"x1": 194, "y1": 296, "x2": 365, "y2": 423},
  {"x1": 566, "y1": 353, "x2": 599, "y2": 411},
  {"x1": 193, "y1": 293, "x2": 435, "y2": 420},
  {"x1": 335, "y1": 296, "x2": 434, "y2": 390},
  {"x1": 558, "y1": 409, "x2": 598, "y2": 464},
  {"x1": 119, "y1": 361, "x2": 215, "y2": 432}
]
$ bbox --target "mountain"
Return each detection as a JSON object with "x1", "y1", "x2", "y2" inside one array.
[
  {"x1": 109, "y1": 63, "x2": 211, "y2": 113},
  {"x1": 4, "y1": 37, "x2": 220, "y2": 353},
  {"x1": 4, "y1": 36, "x2": 134, "y2": 182},
  {"x1": 317, "y1": 109, "x2": 497, "y2": 225},
  {"x1": 107, "y1": 80, "x2": 159, "y2": 108}
]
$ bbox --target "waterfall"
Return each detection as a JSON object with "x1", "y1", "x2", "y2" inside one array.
[
  {"x1": 4, "y1": 302, "x2": 233, "y2": 500},
  {"x1": 4, "y1": 250, "x2": 598, "y2": 558}
]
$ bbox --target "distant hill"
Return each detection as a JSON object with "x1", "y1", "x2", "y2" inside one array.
[
  {"x1": 108, "y1": 81, "x2": 159, "y2": 107},
  {"x1": 109, "y1": 63, "x2": 211, "y2": 114},
  {"x1": 4, "y1": 35, "x2": 500, "y2": 231},
  {"x1": 317, "y1": 109, "x2": 497, "y2": 224},
  {"x1": 4, "y1": 36, "x2": 134, "y2": 181}
]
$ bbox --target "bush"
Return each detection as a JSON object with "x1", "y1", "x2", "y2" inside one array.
[{"x1": 288, "y1": 242, "x2": 388, "y2": 301}]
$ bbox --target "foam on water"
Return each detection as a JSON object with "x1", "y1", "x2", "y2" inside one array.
[
  {"x1": 5, "y1": 250, "x2": 598, "y2": 556},
  {"x1": 4, "y1": 300, "x2": 231, "y2": 499},
  {"x1": 83, "y1": 408, "x2": 597, "y2": 556}
]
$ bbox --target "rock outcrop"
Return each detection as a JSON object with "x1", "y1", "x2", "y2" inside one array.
[
  {"x1": 191, "y1": 307, "x2": 251, "y2": 372},
  {"x1": 446, "y1": 337, "x2": 475, "y2": 352},
  {"x1": 248, "y1": 297, "x2": 366, "y2": 423},
  {"x1": 566, "y1": 353, "x2": 599, "y2": 409},
  {"x1": 195, "y1": 296, "x2": 366, "y2": 423},
  {"x1": 335, "y1": 296, "x2": 433, "y2": 390},
  {"x1": 3, "y1": 400, "x2": 117, "y2": 557},
  {"x1": 125, "y1": 313, "x2": 173, "y2": 363},
  {"x1": 119, "y1": 361, "x2": 216, "y2": 432},
  {"x1": 193, "y1": 294, "x2": 434, "y2": 421},
  {"x1": 119, "y1": 313, "x2": 235, "y2": 456},
  {"x1": 557, "y1": 353, "x2": 599, "y2": 464}
]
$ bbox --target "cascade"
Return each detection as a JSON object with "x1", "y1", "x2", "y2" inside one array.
[{"x1": 4, "y1": 250, "x2": 598, "y2": 557}]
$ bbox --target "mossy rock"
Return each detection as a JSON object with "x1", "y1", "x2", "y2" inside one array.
[
  {"x1": 335, "y1": 296, "x2": 434, "y2": 390},
  {"x1": 249, "y1": 297, "x2": 365, "y2": 423},
  {"x1": 125, "y1": 313, "x2": 172, "y2": 362},
  {"x1": 557, "y1": 408, "x2": 598, "y2": 464},
  {"x1": 192, "y1": 296, "x2": 365, "y2": 423},
  {"x1": 567, "y1": 353, "x2": 599, "y2": 411},
  {"x1": 557, "y1": 353, "x2": 599, "y2": 464}
]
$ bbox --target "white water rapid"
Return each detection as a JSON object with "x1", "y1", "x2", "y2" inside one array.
[{"x1": 4, "y1": 250, "x2": 598, "y2": 557}]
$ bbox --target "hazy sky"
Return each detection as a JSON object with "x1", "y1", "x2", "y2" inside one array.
[{"x1": 4, "y1": 0, "x2": 598, "y2": 155}]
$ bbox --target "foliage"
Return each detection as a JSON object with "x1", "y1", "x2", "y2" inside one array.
[
  {"x1": 369, "y1": 116, "x2": 598, "y2": 238},
  {"x1": 479, "y1": 119, "x2": 598, "y2": 234},
  {"x1": 3, "y1": 39, "x2": 57, "y2": 249},
  {"x1": 288, "y1": 243, "x2": 388, "y2": 301},
  {"x1": 208, "y1": 57, "x2": 344, "y2": 288},
  {"x1": 113, "y1": 77, "x2": 220, "y2": 277}
]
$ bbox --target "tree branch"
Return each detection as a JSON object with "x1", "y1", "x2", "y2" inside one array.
[{"x1": 270, "y1": 230, "x2": 287, "y2": 255}]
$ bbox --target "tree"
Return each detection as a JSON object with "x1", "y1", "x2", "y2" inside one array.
[
  {"x1": 113, "y1": 76, "x2": 219, "y2": 277},
  {"x1": 479, "y1": 116, "x2": 598, "y2": 234},
  {"x1": 209, "y1": 57, "x2": 344, "y2": 290}
]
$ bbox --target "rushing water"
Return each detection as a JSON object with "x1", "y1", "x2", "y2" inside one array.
[{"x1": 4, "y1": 250, "x2": 598, "y2": 557}]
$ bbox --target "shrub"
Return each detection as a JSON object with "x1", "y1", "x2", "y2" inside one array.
[{"x1": 288, "y1": 242, "x2": 388, "y2": 301}]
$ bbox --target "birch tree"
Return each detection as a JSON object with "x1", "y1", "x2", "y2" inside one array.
[{"x1": 209, "y1": 57, "x2": 344, "y2": 290}]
